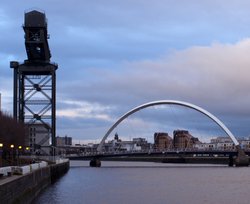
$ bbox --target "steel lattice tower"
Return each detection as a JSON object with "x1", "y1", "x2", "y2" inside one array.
[{"x1": 10, "y1": 10, "x2": 58, "y2": 153}]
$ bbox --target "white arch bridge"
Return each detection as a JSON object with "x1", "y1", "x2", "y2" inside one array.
[
  {"x1": 73, "y1": 100, "x2": 249, "y2": 167},
  {"x1": 97, "y1": 100, "x2": 239, "y2": 152}
]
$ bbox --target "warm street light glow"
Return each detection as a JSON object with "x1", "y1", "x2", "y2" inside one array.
[
  {"x1": 18, "y1": 146, "x2": 22, "y2": 149},
  {"x1": 26, "y1": 147, "x2": 30, "y2": 150},
  {"x1": 10, "y1": 144, "x2": 14, "y2": 148},
  {"x1": 0, "y1": 143, "x2": 3, "y2": 148}
]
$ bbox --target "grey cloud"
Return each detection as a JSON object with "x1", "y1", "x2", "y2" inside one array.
[
  {"x1": 2, "y1": 1, "x2": 250, "y2": 140},
  {"x1": 59, "y1": 40, "x2": 250, "y2": 137},
  {"x1": 57, "y1": 116, "x2": 110, "y2": 140}
]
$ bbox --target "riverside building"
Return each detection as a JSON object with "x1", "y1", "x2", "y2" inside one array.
[
  {"x1": 154, "y1": 132, "x2": 173, "y2": 150},
  {"x1": 173, "y1": 130, "x2": 201, "y2": 149},
  {"x1": 27, "y1": 124, "x2": 50, "y2": 155}
]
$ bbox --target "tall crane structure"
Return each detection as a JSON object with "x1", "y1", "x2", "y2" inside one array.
[{"x1": 10, "y1": 10, "x2": 58, "y2": 154}]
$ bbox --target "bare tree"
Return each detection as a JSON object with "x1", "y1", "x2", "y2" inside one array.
[{"x1": 0, "y1": 111, "x2": 26, "y2": 149}]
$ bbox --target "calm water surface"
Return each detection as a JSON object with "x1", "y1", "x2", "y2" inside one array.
[{"x1": 33, "y1": 161, "x2": 250, "y2": 204}]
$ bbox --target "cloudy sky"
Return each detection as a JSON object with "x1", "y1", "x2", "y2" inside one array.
[{"x1": 1, "y1": 0, "x2": 250, "y2": 143}]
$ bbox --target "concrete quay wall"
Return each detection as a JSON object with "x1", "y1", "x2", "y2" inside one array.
[
  {"x1": 50, "y1": 161, "x2": 70, "y2": 183},
  {"x1": 0, "y1": 161, "x2": 69, "y2": 204}
]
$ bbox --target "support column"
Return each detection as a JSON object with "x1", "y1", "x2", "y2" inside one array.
[
  {"x1": 228, "y1": 154, "x2": 234, "y2": 167},
  {"x1": 235, "y1": 145, "x2": 249, "y2": 167},
  {"x1": 90, "y1": 157, "x2": 101, "y2": 167},
  {"x1": 51, "y1": 70, "x2": 56, "y2": 147}
]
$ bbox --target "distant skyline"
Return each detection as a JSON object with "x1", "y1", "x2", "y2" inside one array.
[{"x1": 1, "y1": 1, "x2": 250, "y2": 143}]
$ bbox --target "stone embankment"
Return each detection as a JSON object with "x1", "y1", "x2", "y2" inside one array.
[{"x1": 0, "y1": 159, "x2": 69, "y2": 203}]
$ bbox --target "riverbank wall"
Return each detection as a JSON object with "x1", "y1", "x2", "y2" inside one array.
[{"x1": 0, "y1": 160, "x2": 69, "y2": 204}]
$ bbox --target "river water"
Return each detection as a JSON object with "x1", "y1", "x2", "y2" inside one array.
[{"x1": 33, "y1": 161, "x2": 250, "y2": 204}]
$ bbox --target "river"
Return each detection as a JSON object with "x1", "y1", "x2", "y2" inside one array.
[{"x1": 33, "y1": 161, "x2": 250, "y2": 204}]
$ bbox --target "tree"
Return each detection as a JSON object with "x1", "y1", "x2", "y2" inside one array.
[{"x1": 0, "y1": 111, "x2": 26, "y2": 149}]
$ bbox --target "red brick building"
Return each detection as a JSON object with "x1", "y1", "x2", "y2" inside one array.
[
  {"x1": 173, "y1": 130, "x2": 200, "y2": 149},
  {"x1": 154, "y1": 132, "x2": 173, "y2": 150}
]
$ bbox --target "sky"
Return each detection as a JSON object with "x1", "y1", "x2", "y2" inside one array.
[{"x1": 1, "y1": 0, "x2": 250, "y2": 144}]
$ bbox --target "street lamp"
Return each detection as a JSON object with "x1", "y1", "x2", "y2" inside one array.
[
  {"x1": 10, "y1": 144, "x2": 14, "y2": 165},
  {"x1": 0, "y1": 143, "x2": 3, "y2": 167},
  {"x1": 17, "y1": 146, "x2": 22, "y2": 165}
]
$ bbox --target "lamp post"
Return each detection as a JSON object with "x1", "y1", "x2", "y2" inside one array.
[
  {"x1": 25, "y1": 147, "x2": 30, "y2": 155},
  {"x1": 10, "y1": 144, "x2": 14, "y2": 165},
  {"x1": 0, "y1": 143, "x2": 3, "y2": 167},
  {"x1": 17, "y1": 146, "x2": 22, "y2": 166}
]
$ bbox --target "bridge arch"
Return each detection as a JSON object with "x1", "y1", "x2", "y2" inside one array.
[{"x1": 97, "y1": 100, "x2": 239, "y2": 152}]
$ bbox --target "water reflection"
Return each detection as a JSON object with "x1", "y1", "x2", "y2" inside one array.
[{"x1": 34, "y1": 161, "x2": 250, "y2": 204}]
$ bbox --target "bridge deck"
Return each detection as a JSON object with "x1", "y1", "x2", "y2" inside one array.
[{"x1": 68, "y1": 150, "x2": 241, "y2": 161}]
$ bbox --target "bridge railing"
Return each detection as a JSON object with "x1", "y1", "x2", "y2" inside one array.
[
  {"x1": 67, "y1": 148, "x2": 239, "y2": 158},
  {"x1": 20, "y1": 155, "x2": 69, "y2": 164}
]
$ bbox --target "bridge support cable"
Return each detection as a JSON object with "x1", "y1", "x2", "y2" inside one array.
[{"x1": 97, "y1": 100, "x2": 240, "y2": 152}]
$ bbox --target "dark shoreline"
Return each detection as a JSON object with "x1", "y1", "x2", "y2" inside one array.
[{"x1": 99, "y1": 156, "x2": 230, "y2": 164}]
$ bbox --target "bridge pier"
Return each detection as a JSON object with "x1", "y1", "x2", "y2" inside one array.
[
  {"x1": 235, "y1": 146, "x2": 249, "y2": 167},
  {"x1": 89, "y1": 158, "x2": 101, "y2": 167},
  {"x1": 228, "y1": 154, "x2": 234, "y2": 167}
]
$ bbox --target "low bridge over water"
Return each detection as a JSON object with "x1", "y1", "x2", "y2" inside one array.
[
  {"x1": 74, "y1": 100, "x2": 249, "y2": 167},
  {"x1": 68, "y1": 148, "x2": 250, "y2": 167}
]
